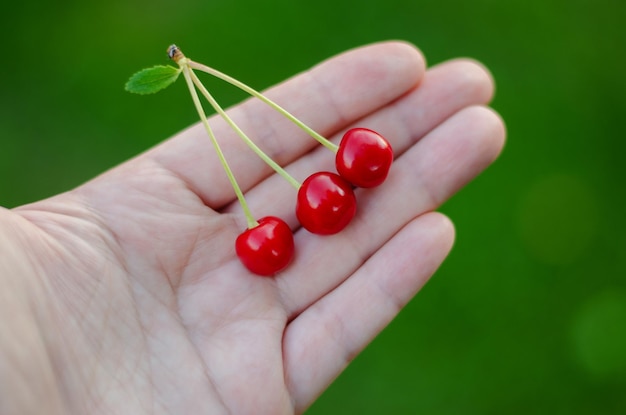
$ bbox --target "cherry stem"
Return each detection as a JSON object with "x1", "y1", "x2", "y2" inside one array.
[
  {"x1": 180, "y1": 64, "x2": 258, "y2": 229},
  {"x1": 188, "y1": 70, "x2": 301, "y2": 190},
  {"x1": 187, "y1": 60, "x2": 339, "y2": 153}
]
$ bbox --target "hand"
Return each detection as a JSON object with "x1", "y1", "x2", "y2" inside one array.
[{"x1": 0, "y1": 41, "x2": 504, "y2": 414}]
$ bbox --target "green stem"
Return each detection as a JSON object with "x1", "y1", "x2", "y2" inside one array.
[
  {"x1": 187, "y1": 60, "x2": 339, "y2": 153},
  {"x1": 188, "y1": 70, "x2": 301, "y2": 190},
  {"x1": 181, "y1": 65, "x2": 258, "y2": 229}
]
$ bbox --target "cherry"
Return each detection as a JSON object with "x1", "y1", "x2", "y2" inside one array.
[
  {"x1": 236, "y1": 216, "x2": 294, "y2": 276},
  {"x1": 296, "y1": 172, "x2": 357, "y2": 235},
  {"x1": 336, "y1": 128, "x2": 393, "y2": 188}
]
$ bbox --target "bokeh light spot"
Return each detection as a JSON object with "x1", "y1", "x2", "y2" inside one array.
[{"x1": 572, "y1": 291, "x2": 626, "y2": 379}]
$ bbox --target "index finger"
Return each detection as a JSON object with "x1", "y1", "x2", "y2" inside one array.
[{"x1": 141, "y1": 41, "x2": 426, "y2": 209}]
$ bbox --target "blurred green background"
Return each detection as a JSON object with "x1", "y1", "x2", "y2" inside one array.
[{"x1": 2, "y1": 0, "x2": 625, "y2": 413}]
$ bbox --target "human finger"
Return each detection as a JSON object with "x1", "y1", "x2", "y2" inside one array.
[{"x1": 283, "y1": 212, "x2": 455, "y2": 412}]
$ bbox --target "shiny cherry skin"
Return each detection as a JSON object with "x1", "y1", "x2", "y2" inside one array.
[
  {"x1": 296, "y1": 172, "x2": 357, "y2": 235},
  {"x1": 336, "y1": 127, "x2": 393, "y2": 188},
  {"x1": 235, "y1": 216, "x2": 294, "y2": 276}
]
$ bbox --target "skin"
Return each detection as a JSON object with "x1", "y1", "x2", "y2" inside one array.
[{"x1": 0, "y1": 41, "x2": 505, "y2": 414}]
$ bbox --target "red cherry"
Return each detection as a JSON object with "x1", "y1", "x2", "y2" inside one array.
[
  {"x1": 296, "y1": 172, "x2": 357, "y2": 235},
  {"x1": 336, "y1": 128, "x2": 393, "y2": 188},
  {"x1": 235, "y1": 216, "x2": 294, "y2": 276}
]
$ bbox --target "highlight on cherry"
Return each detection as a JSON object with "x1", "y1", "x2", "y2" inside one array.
[{"x1": 125, "y1": 44, "x2": 394, "y2": 276}]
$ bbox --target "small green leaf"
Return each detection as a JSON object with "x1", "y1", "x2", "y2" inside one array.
[{"x1": 125, "y1": 65, "x2": 181, "y2": 94}]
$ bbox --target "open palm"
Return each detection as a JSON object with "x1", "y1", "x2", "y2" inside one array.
[{"x1": 1, "y1": 42, "x2": 504, "y2": 414}]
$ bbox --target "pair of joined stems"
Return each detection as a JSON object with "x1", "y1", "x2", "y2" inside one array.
[{"x1": 174, "y1": 51, "x2": 338, "y2": 229}]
